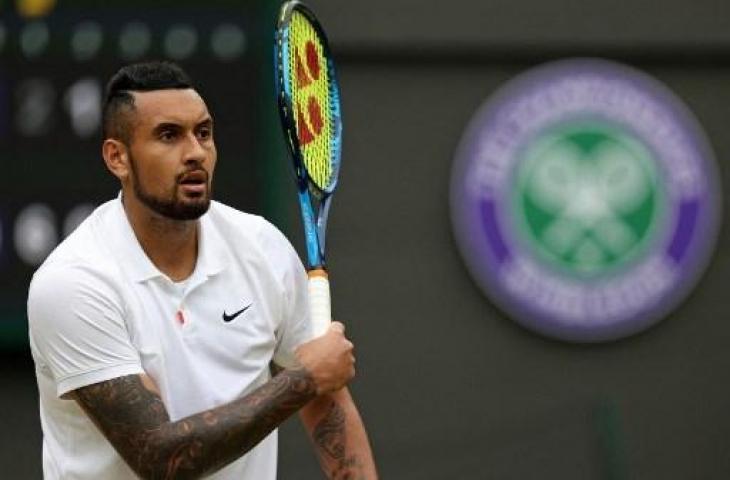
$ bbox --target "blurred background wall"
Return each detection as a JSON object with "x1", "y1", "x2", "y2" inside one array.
[{"x1": 2, "y1": 0, "x2": 730, "y2": 478}]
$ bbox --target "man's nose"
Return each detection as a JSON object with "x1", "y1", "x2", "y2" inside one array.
[{"x1": 182, "y1": 132, "x2": 207, "y2": 165}]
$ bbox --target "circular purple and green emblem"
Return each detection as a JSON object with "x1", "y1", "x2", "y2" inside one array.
[{"x1": 450, "y1": 59, "x2": 721, "y2": 342}]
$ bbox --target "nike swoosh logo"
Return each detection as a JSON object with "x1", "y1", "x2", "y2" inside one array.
[{"x1": 222, "y1": 303, "x2": 252, "y2": 323}]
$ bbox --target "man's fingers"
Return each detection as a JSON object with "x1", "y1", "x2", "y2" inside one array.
[{"x1": 329, "y1": 321, "x2": 345, "y2": 334}]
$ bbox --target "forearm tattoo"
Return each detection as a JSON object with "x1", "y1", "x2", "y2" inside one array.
[
  {"x1": 313, "y1": 400, "x2": 365, "y2": 480},
  {"x1": 74, "y1": 370, "x2": 316, "y2": 480}
]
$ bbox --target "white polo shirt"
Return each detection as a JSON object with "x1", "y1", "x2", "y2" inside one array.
[{"x1": 27, "y1": 197, "x2": 314, "y2": 479}]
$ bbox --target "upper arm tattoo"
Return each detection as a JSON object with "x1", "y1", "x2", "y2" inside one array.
[
  {"x1": 74, "y1": 370, "x2": 316, "y2": 480},
  {"x1": 75, "y1": 375, "x2": 172, "y2": 478},
  {"x1": 75, "y1": 374, "x2": 169, "y2": 431}
]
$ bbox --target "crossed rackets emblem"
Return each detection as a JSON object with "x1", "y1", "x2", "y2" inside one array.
[{"x1": 517, "y1": 131, "x2": 659, "y2": 274}]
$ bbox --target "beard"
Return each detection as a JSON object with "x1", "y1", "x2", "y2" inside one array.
[{"x1": 129, "y1": 154, "x2": 212, "y2": 221}]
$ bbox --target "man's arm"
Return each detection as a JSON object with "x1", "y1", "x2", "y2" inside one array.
[
  {"x1": 300, "y1": 388, "x2": 378, "y2": 480},
  {"x1": 75, "y1": 370, "x2": 314, "y2": 479},
  {"x1": 73, "y1": 322, "x2": 354, "y2": 480}
]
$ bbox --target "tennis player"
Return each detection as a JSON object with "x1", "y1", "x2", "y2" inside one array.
[{"x1": 26, "y1": 61, "x2": 377, "y2": 480}]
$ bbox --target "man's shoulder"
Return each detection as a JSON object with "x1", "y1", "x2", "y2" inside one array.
[
  {"x1": 208, "y1": 200, "x2": 263, "y2": 224},
  {"x1": 205, "y1": 201, "x2": 299, "y2": 268},
  {"x1": 207, "y1": 201, "x2": 285, "y2": 244},
  {"x1": 28, "y1": 247, "x2": 123, "y2": 331},
  {"x1": 32, "y1": 200, "x2": 122, "y2": 289}
]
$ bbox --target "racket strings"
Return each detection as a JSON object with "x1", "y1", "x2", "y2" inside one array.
[{"x1": 288, "y1": 11, "x2": 336, "y2": 191}]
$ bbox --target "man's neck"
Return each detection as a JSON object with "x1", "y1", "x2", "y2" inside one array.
[{"x1": 122, "y1": 194, "x2": 199, "y2": 282}]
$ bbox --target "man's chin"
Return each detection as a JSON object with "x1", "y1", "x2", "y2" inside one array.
[
  {"x1": 130, "y1": 167, "x2": 213, "y2": 221},
  {"x1": 141, "y1": 196, "x2": 211, "y2": 221},
  {"x1": 171, "y1": 197, "x2": 211, "y2": 220}
]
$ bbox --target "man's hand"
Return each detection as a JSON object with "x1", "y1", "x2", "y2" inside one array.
[{"x1": 295, "y1": 322, "x2": 355, "y2": 395}]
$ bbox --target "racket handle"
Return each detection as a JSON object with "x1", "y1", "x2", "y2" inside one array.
[{"x1": 307, "y1": 269, "x2": 331, "y2": 336}]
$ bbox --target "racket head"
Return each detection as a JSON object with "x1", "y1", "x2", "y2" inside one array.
[{"x1": 275, "y1": 0, "x2": 342, "y2": 196}]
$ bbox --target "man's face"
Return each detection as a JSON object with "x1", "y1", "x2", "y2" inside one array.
[{"x1": 125, "y1": 88, "x2": 217, "y2": 220}]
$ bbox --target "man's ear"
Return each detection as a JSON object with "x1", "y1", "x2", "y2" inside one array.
[{"x1": 102, "y1": 139, "x2": 130, "y2": 181}]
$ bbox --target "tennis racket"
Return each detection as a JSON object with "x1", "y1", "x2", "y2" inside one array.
[{"x1": 274, "y1": 0, "x2": 342, "y2": 336}]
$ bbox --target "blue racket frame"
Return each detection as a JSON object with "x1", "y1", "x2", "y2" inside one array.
[{"x1": 275, "y1": 0, "x2": 342, "y2": 270}]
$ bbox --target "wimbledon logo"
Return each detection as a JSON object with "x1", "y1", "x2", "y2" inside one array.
[{"x1": 450, "y1": 59, "x2": 721, "y2": 342}]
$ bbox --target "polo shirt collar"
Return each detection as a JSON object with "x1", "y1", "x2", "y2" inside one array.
[
  {"x1": 196, "y1": 212, "x2": 227, "y2": 278},
  {"x1": 111, "y1": 194, "x2": 226, "y2": 283}
]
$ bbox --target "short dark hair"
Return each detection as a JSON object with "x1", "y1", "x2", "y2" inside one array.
[{"x1": 102, "y1": 61, "x2": 194, "y2": 143}]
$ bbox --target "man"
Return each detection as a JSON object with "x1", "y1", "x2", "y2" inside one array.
[{"x1": 27, "y1": 61, "x2": 378, "y2": 479}]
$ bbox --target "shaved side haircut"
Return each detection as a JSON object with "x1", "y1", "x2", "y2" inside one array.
[{"x1": 102, "y1": 61, "x2": 194, "y2": 144}]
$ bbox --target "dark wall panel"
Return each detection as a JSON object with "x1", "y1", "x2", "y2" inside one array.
[
  {"x1": 278, "y1": 63, "x2": 730, "y2": 478},
  {"x1": 308, "y1": 0, "x2": 730, "y2": 51}
]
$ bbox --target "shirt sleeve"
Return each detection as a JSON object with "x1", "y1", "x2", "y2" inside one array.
[
  {"x1": 257, "y1": 221, "x2": 315, "y2": 369},
  {"x1": 27, "y1": 264, "x2": 144, "y2": 398}
]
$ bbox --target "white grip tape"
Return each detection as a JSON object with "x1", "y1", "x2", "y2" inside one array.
[{"x1": 308, "y1": 275, "x2": 331, "y2": 337}]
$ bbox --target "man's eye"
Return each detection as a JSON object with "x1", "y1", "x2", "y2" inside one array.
[
  {"x1": 198, "y1": 128, "x2": 212, "y2": 139},
  {"x1": 160, "y1": 130, "x2": 176, "y2": 141}
]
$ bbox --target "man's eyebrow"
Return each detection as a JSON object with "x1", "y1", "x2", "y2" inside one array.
[
  {"x1": 197, "y1": 117, "x2": 214, "y2": 128},
  {"x1": 150, "y1": 117, "x2": 212, "y2": 135},
  {"x1": 152, "y1": 122, "x2": 182, "y2": 134}
]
